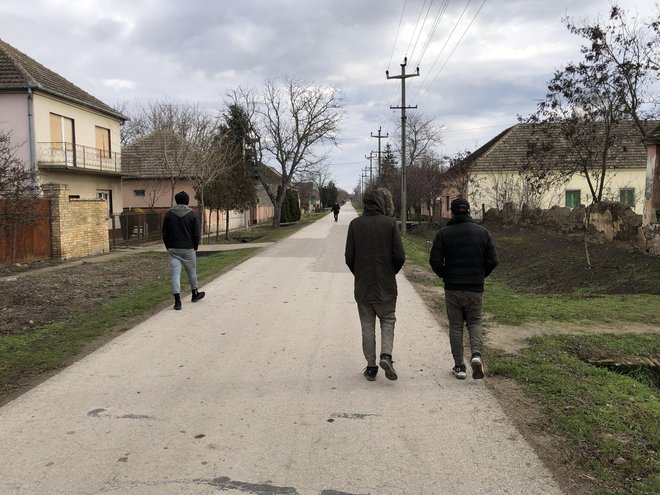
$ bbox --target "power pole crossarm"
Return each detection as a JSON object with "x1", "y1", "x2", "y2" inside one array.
[{"x1": 387, "y1": 57, "x2": 419, "y2": 235}]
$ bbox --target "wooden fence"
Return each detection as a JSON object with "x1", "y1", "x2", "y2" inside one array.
[{"x1": 0, "y1": 199, "x2": 51, "y2": 266}]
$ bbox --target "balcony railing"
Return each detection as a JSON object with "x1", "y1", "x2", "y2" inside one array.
[{"x1": 37, "y1": 142, "x2": 121, "y2": 174}]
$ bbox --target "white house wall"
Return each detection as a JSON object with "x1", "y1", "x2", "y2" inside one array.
[{"x1": 0, "y1": 92, "x2": 31, "y2": 164}]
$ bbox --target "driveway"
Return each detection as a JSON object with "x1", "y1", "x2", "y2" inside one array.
[{"x1": 0, "y1": 204, "x2": 562, "y2": 494}]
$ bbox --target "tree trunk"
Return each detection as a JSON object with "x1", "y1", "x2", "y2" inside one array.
[
  {"x1": 225, "y1": 209, "x2": 230, "y2": 240},
  {"x1": 215, "y1": 210, "x2": 220, "y2": 241}
]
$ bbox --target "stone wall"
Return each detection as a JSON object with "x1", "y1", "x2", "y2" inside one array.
[
  {"x1": 42, "y1": 183, "x2": 109, "y2": 260},
  {"x1": 484, "y1": 201, "x2": 647, "y2": 248}
]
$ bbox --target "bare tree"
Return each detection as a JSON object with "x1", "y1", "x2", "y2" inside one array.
[
  {"x1": 395, "y1": 112, "x2": 444, "y2": 167},
  {"x1": 0, "y1": 130, "x2": 40, "y2": 232},
  {"x1": 564, "y1": 4, "x2": 660, "y2": 139},
  {"x1": 130, "y1": 178, "x2": 168, "y2": 210},
  {"x1": 124, "y1": 100, "x2": 216, "y2": 206},
  {"x1": 228, "y1": 78, "x2": 344, "y2": 227},
  {"x1": 524, "y1": 4, "x2": 659, "y2": 204}
]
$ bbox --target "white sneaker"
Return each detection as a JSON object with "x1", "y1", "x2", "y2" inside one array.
[{"x1": 471, "y1": 355, "x2": 485, "y2": 379}]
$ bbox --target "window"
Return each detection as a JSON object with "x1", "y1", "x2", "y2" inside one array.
[
  {"x1": 619, "y1": 188, "x2": 635, "y2": 207},
  {"x1": 50, "y1": 113, "x2": 75, "y2": 164},
  {"x1": 133, "y1": 189, "x2": 146, "y2": 197},
  {"x1": 97, "y1": 190, "x2": 113, "y2": 216},
  {"x1": 95, "y1": 126, "x2": 111, "y2": 158},
  {"x1": 565, "y1": 190, "x2": 581, "y2": 208}
]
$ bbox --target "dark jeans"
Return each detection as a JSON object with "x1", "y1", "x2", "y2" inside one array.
[
  {"x1": 357, "y1": 301, "x2": 396, "y2": 367},
  {"x1": 444, "y1": 289, "x2": 484, "y2": 366}
]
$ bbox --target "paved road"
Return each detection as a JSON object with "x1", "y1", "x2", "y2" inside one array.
[{"x1": 0, "y1": 204, "x2": 563, "y2": 495}]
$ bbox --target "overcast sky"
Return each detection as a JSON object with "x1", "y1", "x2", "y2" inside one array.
[{"x1": 1, "y1": 0, "x2": 657, "y2": 191}]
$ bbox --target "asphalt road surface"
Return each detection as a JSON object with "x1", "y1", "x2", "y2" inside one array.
[{"x1": 0, "y1": 204, "x2": 563, "y2": 495}]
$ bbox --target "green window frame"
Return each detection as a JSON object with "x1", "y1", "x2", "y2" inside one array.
[
  {"x1": 565, "y1": 190, "x2": 581, "y2": 208},
  {"x1": 619, "y1": 188, "x2": 635, "y2": 207}
]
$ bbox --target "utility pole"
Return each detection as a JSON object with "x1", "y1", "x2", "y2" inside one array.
[
  {"x1": 365, "y1": 151, "x2": 376, "y2": 185},
  {"x1": 387, "y1": 57, "x2": 419, "y2": 235},
  {"x1": 371, "y1": 126, "x2": 388, "y2": 185}
]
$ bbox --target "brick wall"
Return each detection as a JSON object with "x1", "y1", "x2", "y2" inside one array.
[{"x1": 42, "y1": 183, "x2": 110, "y2": 260}]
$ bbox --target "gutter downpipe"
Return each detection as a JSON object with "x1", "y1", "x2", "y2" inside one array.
[{"x1": 27, "y1": 86, "x2": 38, "y2": 191}]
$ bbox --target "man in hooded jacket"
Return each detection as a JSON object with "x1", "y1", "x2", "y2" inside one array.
[
  {"x1": 429, "y1": 197, "x2": 498, "y2": 379},
  {"x1": 162, "y1": 191, "x2": 205, "y2": 310},
  {"x1": 345, "y1": 189, "x2": 405, "y2": 381}
]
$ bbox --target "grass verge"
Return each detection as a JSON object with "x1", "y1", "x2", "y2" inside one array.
[
  {"x1": 402, "y1": 233, "x2": 660, "y2": 326},
  {"x1": 490, "y1": 335, "x2": 659, "y2": 495},
  {"x1": 0, "y1": 249, "x2": 255, "y2": 403}
]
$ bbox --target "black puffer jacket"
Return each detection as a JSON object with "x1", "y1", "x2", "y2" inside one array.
[
  {"x1": 429, "y1": 215, "x2": 498, "y2": 292},
  {"x1": 345, "y1": 190, "x2": 405, "y2": 303},
  {"x1": 162, "y1": 205, "x2": 201, "y2": 250}
]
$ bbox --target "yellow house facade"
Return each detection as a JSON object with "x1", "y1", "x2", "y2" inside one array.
[{"x1": 465, "y1": 123, "x2": 649, "y2": 218}]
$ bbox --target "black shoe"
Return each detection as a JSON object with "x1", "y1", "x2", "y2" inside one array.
[
  {"x1": 191, "y1": 290, "x2": 205, "y2": 303},
  {"x1": 363, "y1": 366, "x2": 378, "y2": 381},
  {"x1": 379, "y1": 354, "x2": 398, "y2": 381},
  {"x1": 471, "y1": 354, "x2": 485, "y2": 379},
  {"x1": 173, "y1": 294, "x2": 182, "y2": 311},
  {"x1": 452, "y1": 364, "x2": 467, "y2": 379}
]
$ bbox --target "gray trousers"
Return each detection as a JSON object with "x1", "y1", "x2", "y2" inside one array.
[
  {"x1": 444, "y1": 289, "x2": 484, "y2": 366},
  {"x1": 357, "y1": 300, "x2": 396, "y2": 367},
  {"x1": 168, "y1": 248, "x2": 199, "y2": 294}
]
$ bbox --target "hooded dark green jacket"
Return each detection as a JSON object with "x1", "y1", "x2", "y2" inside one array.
[{"x1": 345, "y1": 190, "x2": 405, "y2": 303}]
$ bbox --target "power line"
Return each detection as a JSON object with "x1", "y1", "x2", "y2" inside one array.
[
  {"x1": 423, "y1": 0, "x2": 488, "y2": 99},
  {"x1": 408, "y1": 0, "x2": 435, "y2": 64},
  {"x1": 412, "y1": 0, "x2": 473, "y2": 101},
  {"x1": 415, "y1": 0, "x2": 451, "y2": 66},
  {"x1": 405, "y1": 0, "x2": 430, "y2": 60},
  {"x1": 380, "y1": 0, "x2": 409, "y2": 126}
]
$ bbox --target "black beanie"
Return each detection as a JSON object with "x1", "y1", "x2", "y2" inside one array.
[
  {"x1": 175, "y1": 191, "x2": 190, "y2": 205},
  {"x1": 450, "y1": 197, "x2": 470, "y2": 215}
]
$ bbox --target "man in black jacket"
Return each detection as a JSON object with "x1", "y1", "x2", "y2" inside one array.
[
  {"x1": 429, "y1": 198, "x2": 498, "y2": 379},
  {"x1": 162, "y1": 191, "x2": 205, "y2": 310},
  {"x1": 345, "y1": 189, "x2": 405, "y2": 381}
]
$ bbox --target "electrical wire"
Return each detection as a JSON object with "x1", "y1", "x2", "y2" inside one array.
[
  {"x1": 405, "y1": 0, "x2": 430, "y2": 59},
  {"x1": 408, "y1": 0, "x2": 435, "y2": 64},
  {"x1": 412, "y1": 0, "x2": 473, "y2": 101},
  {"x1": 425, "y1": 0, "x2": 487, "y2": 93},
  {"x1": 378, "y1": 0, "x2": 409, "y2": 128},
  {"x1": 415, "y1": 0, "x2": 451, "y2": 67}
]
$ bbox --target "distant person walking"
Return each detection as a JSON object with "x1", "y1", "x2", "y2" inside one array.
[
  {"x1": 429, "y1": 197, "x2": 498, "y2": 379},
  {"x1": 331, "y1": 202, "x2": 341, "y2": 222},
  {"x1": 162, "y1": 191, "x2": 205, "y2": 310},
  {"x1": 345, "y1": 189, "x2": 405, "y2": 381}
]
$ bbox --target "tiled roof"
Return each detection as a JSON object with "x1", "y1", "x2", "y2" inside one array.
[
  {"x1": 468, "y1": 121, "x2": 654, "y2": 171},
  {"x1": 122, "y1": 131, "x2": 195, "y2": 178},
  {"x1": 0, "y1": 38, "x2": 125, "y2": 121},
  {"x1": 646, "y1": 124, "x2": 660, "y2": 144}
]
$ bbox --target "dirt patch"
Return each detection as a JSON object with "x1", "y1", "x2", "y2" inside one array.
[{"x1": 0, "y1": 252, "x2": 168, "y2": 337}]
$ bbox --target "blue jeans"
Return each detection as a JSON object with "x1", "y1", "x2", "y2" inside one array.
[
  {"x1": 168, "y1": 248, "x2": 198, "y2": 294},
  {"x1": 444, "y1": 290, "x2": 484, "y2": 366}
]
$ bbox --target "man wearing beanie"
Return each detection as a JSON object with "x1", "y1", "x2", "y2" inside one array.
[
  {"x1": 162, "y1": 191, "x2": 205, "y2": 310},
  {"x1": 429, "y1": 197, "x2": 498, "y2": 379}
]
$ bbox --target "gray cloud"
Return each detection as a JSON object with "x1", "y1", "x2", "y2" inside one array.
[{"x1": 1, "y1": 0, "x2": 656, "y2": 191}]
